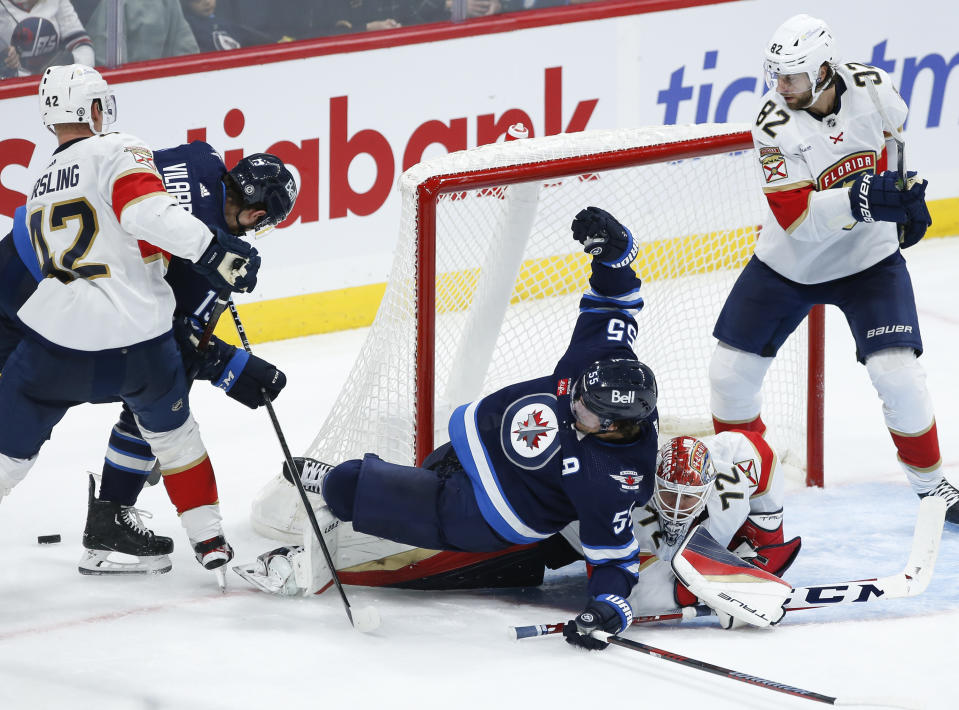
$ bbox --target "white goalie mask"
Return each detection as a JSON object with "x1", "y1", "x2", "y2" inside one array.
[
  {"x1": 763, "y1": 14, "x2": 838, "y2": 108},
  {"x1": 39, "y1": 64, "x2": 117, "y2": 135},
  {"x1": 653, "y1": 436, "x2": 716, "y2": 546}
]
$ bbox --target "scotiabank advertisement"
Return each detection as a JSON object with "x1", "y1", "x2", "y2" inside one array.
[{"x1": 1, "y1": 0, "x2": 956, "y2": 307}]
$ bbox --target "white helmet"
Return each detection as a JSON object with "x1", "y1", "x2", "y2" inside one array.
[
  {"x1": 763, "y1": 14, "x2": 838, "y2": 107},
  {"x1": 653, "y1": 436, "x2": 716, "y2": 546},
  {"x1": 39, "y1": 64, "x2": 116, "y2": 134}
]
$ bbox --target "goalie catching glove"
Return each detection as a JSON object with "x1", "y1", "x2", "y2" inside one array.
[
  {"x1": 571, "y1": 206, "x2": 638, "y2": 269},
  {"x1": 175, "y1": 316, "x2": 287, "y2": 408},
  {"x1": 563, "y1": 594, "x2": 633, "y2": 651}
]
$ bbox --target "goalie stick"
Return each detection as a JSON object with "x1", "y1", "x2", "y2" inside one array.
[
  {"x1": 511, "y1": 495, "x2": 946, "y2": 638},
  {"x1": 226, "y1": 300, "x2": 379, "y2": 632}
]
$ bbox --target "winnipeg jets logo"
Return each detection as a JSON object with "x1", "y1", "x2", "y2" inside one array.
[
  {"x1": 513, "y1": 409, "x2": 555, "y2": 451},
  {"x1": 500, "y1": 394, "x2": 561, "y2": 469},
  {"x1": 611, "y1": 470, "x2": 643, "y2": 491}
]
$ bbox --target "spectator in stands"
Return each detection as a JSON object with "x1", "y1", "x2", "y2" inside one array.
[
  {"x1": 319, "y1": 0, "x2": 449, "y2": 34},
  {"x1": 87, "y1": 0, "x2": 198, "y2": 64},
  {"x1": 457, "y1": 0, "x2": 502, "y2": 17},
  {"x1": 0, "y1": 0, "x2": 93, "y2": 78},
  {"x1": 219, "y1": 1, "x2": 330, "y2": 43},
  {"x1": 501, "y1": 0, "x2": 601, "y2": 10},
  {"x1": 180, "y1": 0, "x2": 272, "y2": 52}
]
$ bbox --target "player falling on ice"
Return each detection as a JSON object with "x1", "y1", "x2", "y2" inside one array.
[
  {"x1": 237, "y1": 207, "x2": 668, "y2": 648},
  {"x1": 708, "y1": 14, "x2": 958, "y2": 521}
]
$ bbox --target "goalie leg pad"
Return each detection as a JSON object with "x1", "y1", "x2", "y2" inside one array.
[{"x1": 672, "y1": 525, "x2": 790, "y2": 628}]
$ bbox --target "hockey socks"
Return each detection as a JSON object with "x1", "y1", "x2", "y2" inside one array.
[
  {"x1": 162, "y1": 454, "x2": 219, "y2": 515},
  {"x1": 891, "y1": 420, "x2": 942, "y2": 492},
  {"x1": 100, "y1": 423, "x2": 154, "y2": 506}
]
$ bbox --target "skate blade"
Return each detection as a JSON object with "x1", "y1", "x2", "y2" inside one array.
[
  {"x1": 78, "y1": 550, "x2": 172, "y2": 575},
  {"x1": 214, "y1": 566, "x2": 227, "y2": 593}
]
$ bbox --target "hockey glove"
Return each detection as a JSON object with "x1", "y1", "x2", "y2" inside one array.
[
  {"x1": 848, "y1": 170, "x2": 923, "y2": 224},
  {"x1": 571, "y1": 206, "x2": 638, "y2": 269},
  {"x1": 174, "y1": 317, "x2": 286, "y2": 408},
  {"x1": 899, "y1": 180, "x2": 932, "y2": 249},
  {"x1": 195, "y1": 227, "x2": 261, "y2": 293},
  {"x1": 563, "y1": 594, "x2": 633, "y2": 651},
  {"x1": 217, "y1": 348, "x2": 287, "y2": 409}
]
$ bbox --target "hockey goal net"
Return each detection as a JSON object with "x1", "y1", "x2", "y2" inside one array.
[{"x1": 303, "y1": 124, "x2": 824, "y2": 487}]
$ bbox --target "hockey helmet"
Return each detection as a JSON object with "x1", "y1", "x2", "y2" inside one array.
[
  {"x1": 39, "y1": 64, "x2": 116, "y2": 134},
  {"x1": 763, "y1": 14, "x2": 838, "y2": 107},
  {"x1": 570, "y1": 357, "x2": 657, "y2": 432},
  {"x1": 228, "y1": 153, "x2": 298, "y2": 232},
  {"x1": 12, "y1": 16, "x2": 59, "y2": 74},
  {"x1": 653, "y1": 436, "x2": 716, "y2": 546}
]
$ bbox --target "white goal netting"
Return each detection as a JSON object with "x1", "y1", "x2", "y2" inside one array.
[{"x1": 304, "y1": 124, "x2": 813, "y2": 480}]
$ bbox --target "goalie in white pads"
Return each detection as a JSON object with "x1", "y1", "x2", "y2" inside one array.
[
  {"x1": 709, "y1": 14, "x2": 958, "y2": 523},
  {"x1": 561, "y1": 431, "x2": 799, "y2": 629}
]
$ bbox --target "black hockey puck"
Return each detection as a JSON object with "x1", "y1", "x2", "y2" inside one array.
[{"x1": 37, "y1": 534, "x2": 61, "y2": 544}]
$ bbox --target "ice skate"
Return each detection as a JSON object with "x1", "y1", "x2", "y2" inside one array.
[
  {"x1": 192, "y1": 534, "x2": 234, "y2": 591},
  {"x1": 79, "y1": 475, "x2": 173, "y2": 575},
  {"x1": 921, "y1": 477, "x2": 959, "y2": 525}
]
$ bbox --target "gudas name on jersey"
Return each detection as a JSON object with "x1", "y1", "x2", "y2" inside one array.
[{"x1": 31, "y1": 163, "x2": 81, "y2": 199}]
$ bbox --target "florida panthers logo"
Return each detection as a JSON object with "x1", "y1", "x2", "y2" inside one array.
[{"x1": 501, "y1": 394, "x2": 561, "y2": 470}]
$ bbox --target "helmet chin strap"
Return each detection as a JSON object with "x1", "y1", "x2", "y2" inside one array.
[{"x1": 802, "y1": 65, "x2": 835, "y2": 110}]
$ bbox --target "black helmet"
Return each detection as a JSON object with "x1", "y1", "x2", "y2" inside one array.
[
  {"x1": 228, "y1": 153, "x2": 297, "y2": 230},
  {"x1": 571, "y1": 357, "x2": 657, "y2": 430}
]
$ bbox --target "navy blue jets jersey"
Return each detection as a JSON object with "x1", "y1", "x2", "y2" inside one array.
[
  {"x1": 153, "y1": 141, "x2": 230, "y2": 325},
  {"x1": 448, "y1": 262, "x2": 657, "y2": 600}
]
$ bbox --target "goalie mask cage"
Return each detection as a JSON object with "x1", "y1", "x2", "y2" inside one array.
[{"x1": 305, "y1": 124, "x2": 825, "y2": 487}]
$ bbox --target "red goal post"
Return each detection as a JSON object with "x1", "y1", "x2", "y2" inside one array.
[{"x1": 304, "y1": 124, "x2": 825, "y2": 487}]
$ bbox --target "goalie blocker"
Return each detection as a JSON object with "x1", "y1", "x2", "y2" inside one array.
[{"x1": 672, "y1": 525, "x2": 791, "y2": 629}]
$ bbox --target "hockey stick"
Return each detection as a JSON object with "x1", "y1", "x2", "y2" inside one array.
[
  {"x1": 512, "y1": 495, "x2": 946, "y2": 637},
  {"x1": 586, "y1": 630, "x2": 918, "y2": 709},
  {"x1": 864, "y1": 77, "x2": 907, "y2": 244},
  {"x1": 511, "y1": 606, "x2": 712, "y2": 639},
  {"x1": 225, "y1": 299, "x2": 380, "y2": 632}
]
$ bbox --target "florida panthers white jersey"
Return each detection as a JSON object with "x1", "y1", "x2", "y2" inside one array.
[
  {"x1": 561, "y1": 430, "x2": 783, "y2": 613},
  {"x1": 752, "y1": 63, "x2": 907, "y2": 284},
  {"x1": 18, "y1": 132, "x2": 212, "y2": 350}
]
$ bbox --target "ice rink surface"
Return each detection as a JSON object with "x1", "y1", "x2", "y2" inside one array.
[{"x1": 1, "y1": 237, "x2": 957, "y2": 710}]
